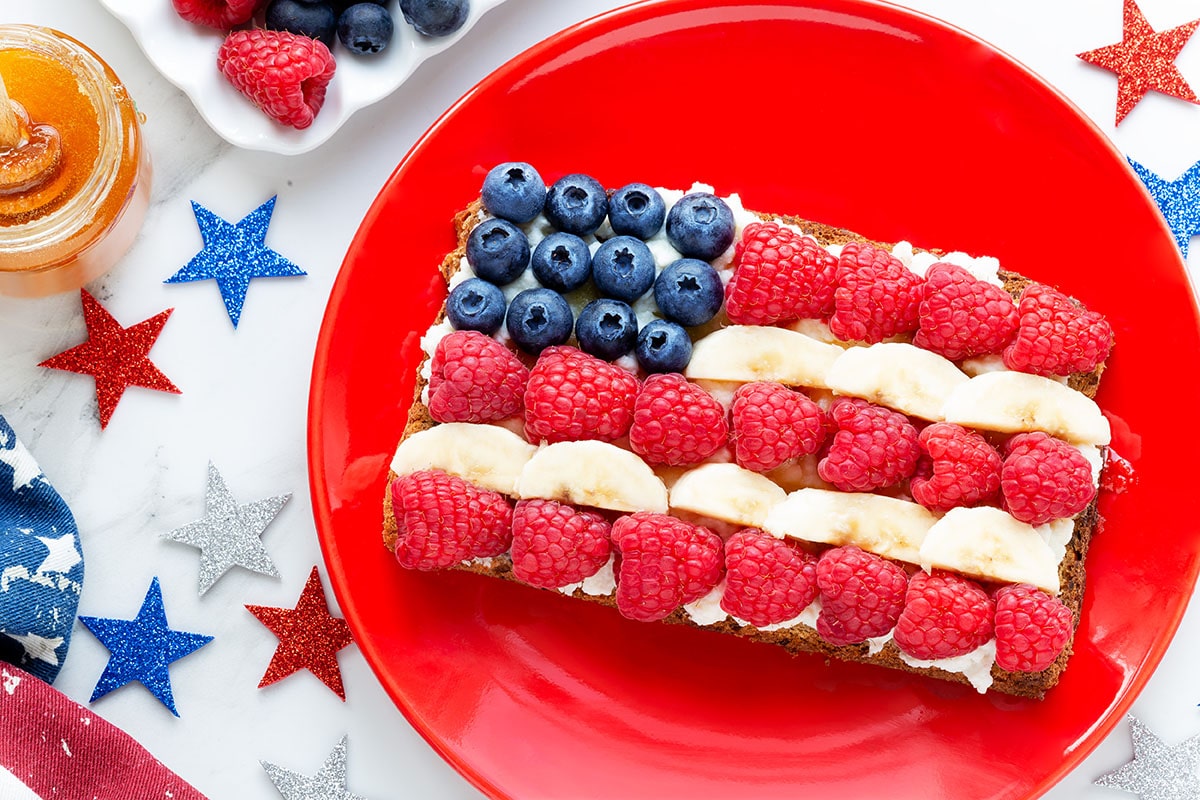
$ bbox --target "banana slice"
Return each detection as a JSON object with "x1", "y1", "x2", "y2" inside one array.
[
  {"x1": 784, "y1": 318, "x2": 852, "y2": 348},
  {"x1": 684, "y1": 325, "x2": 843, "y2": 388},
  {"x1": 919, "y1": 506, "x2": 1061, "y2": 594},
  {"x1": 518, "y1": 440, "x2": 669, "y2": 513},
  {"x1": 668, "y1": 462, "x2": 787, "y2": 528},
  {"x1": 825, "y1": 342, "x2": 968, "y2": 420},
  {"x1": 941, "y1": 370, "x2": 1110, "y2": 445},
  {"x1": 762, "y1": 488, "x2": 936, "y2": 564},
  {"x1": 391, "y1": 422, "x2": 537, "y2": 495}
]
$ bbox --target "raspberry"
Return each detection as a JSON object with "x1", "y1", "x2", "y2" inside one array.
[
  {"x1": 814, "y1": 546, "x2": 908, "y2": 645},
  {"x1": 730, "y1": 382, "x2": 826, "y2": 472},
  {"x1": 817, "y1": 398, "x2": 919, "y2": 492},
  {"x1": 612, "y1": 512, "x2": 724, "y2": 622},
  {"x1": 629, "y1": 374, "x2": 727, "y2": 466},
  {"x1": 725, "y1": 222, "x2": 838, "y2": 325},
  {"x1": 910, "y1": 422, "x2": 1002, "y2": 512},
  {"x1": 893, "y1": 571, "x2": 995, "y2": 660},
  {"x1": 720, "y1": 529, "x2": 819, "y2": 627},
  {"x1": 390, "y1": 470, "x2": 513, "y2": 571},
  {"x1": 914, "y1": 263, "x2": 1019, "y2": 360},
  {"x1": 173, "y1": 0, "x2": 260, "y2": 28},
  {"x1": 1002, "y1": 284, "x2": 1114, "y2": 377},
  {"x1": 829, "y1": 242, "x2": 923, "y2": 343},
  {"x1": 1001, "y1": 432, "x2": 1096, "y2": 525},
  {"x1": 510, "y1": 500, "x2": 612, "y2": 589},
  {"x1": 993, "y1": 584, "x2": 1074, "y2": 672},
  {"x1": 523, "y1": 346, "x2": 639, "y2": 444},
  {"x1": 217, "y1": 30, "x2": 336, "y2": 130},
  {"x1": 428, "y1": 331, "x2": 528, "y2": 424}
]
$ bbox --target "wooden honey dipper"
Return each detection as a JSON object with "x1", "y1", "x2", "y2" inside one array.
[
  {"x1": 0, "y1": 70, "x2": 64, "y2": 200},
  {"x1": 0, "y1": 72, "x2": 20, "y2": 149}
]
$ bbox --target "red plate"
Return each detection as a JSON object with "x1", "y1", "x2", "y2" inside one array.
[{"x1": 309, "y1": 1, "x2": 1200, "y2": 797}]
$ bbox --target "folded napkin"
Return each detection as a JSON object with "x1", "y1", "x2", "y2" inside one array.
[
  {"x1": 0, "y1": 664, "x2": 206, "y2": 799},
  {"x1": 0, "y1": 412, "x2": 83, "y2": 683}
]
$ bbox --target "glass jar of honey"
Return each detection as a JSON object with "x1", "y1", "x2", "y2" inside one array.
[{"x1": 0, "y1": 25, "x2": 151, "y2": 298}]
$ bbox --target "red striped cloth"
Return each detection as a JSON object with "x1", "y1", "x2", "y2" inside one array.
[{"x1": 0, "y1": 665, "x2": 206, "y2": 799}]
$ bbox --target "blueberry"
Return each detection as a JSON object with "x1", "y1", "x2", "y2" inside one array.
[
  {"x1": 265, "y1": 0, "x2": 337, "y2": 47},
  {"x1": 481, "y1": 162, "x2": 546, "y2": 224},
  {"x1": 399, "y1": 0, "x2": 469, "y2": 36},
  {"x1": 466, "y1": 218, "x2": 530, "y2": 285},
  {"x1": 635, "y1": 319, "x2": 692, "y2": 374},
  {"x1": 544, "y1": 173, "x2": 608, "y2": 236},
  {"x1": 609, "y1": 183, "x2": 666, "y2": 240},
  {"x1": 530, "y1": 232, "x2": 591, "y2": 293},
  {"x1": 506, "y1": 288, "x2": 574, "y2": 354},
  {"x1": 653, "y1": 258, "x2": 724, "y2": 327},
  {"x1": 338, "y1": 3, "x2": 393, "y2": 54},
  {"x1": 445, "y1": 278, "x2": 506, "y2": 334},
  {"x1": 591, "y1": 236, "x2": 656, "y2": 302},
  {"x1": 575, "y1": 299, "x2": 638, "y2": 361},
  {"x1": 666, "y1": 192, "x2": 735, "y2": 261}
]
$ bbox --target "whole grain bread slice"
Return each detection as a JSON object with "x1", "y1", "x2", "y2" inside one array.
[{"x1": 381, "y1": 198, "x2": 1106, "y2": 699}]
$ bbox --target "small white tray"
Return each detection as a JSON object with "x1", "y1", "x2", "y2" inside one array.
[{"x1": 99, "y1": 0, "x2": 509, "y2": 154}]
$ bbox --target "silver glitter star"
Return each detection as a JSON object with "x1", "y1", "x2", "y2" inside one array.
[
  {"x1": 262, "y1": 735, "x2": 366, "y2": 800},
  {"x1": 1095, "y1": 715, "x2": 1200, "y2": 799},
  {"x1": 164, "y1": 462, "x2": 289, "y2": 595}
]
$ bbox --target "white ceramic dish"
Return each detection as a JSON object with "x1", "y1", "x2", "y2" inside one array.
[{"x1": 99, "y1": 0, "x2": 509, "y2": 154}]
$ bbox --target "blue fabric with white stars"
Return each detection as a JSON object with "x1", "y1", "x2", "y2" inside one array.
[{"x1": 0, "y1": 412, "x2": 84, "y2": 684}]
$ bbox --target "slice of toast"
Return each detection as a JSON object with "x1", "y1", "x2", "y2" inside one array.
[{"x1": 382, "y1": 193, "x2": 1108, "y2": 699}]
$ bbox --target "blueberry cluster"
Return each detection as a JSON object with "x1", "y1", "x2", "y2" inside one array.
[
  {"x1": 446, "y1": 162, "x2": 736, "y2": 374},
  {"x1": 265, "y1": 0, "x2": 469, "y2": 56}
]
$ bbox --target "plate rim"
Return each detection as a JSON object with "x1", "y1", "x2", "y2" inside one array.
[{"x1": 308, "y1": 1, "x2": 1199, "y2": 797}]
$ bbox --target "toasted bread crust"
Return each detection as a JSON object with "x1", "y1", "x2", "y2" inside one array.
[{"x1": 381, "y1": 199, "x2": 1106, "y2": 699}]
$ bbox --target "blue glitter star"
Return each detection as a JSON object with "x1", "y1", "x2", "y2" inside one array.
[
  {"x1": 78, "y1": 577, "x2": 213, "y2": 716},
  {"x1": 1128, "y1": 156, "x2": 1200, "y2": 257},
  {"x1": 165, "y1": 197, "x2": 306, "y2": 327}
]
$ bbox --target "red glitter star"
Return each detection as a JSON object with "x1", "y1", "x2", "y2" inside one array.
[
  {"x1": 247, "y1": 567, "x2": 354, "y2": 700},
  {"x1": 1078, "y1": 0, "x2": 1200, "y2": 125},
  {"x1": 39, "y1": 290, "x2": 180, "y2": 429}
]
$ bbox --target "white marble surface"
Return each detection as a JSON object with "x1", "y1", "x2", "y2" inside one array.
[{"x1": 1, "y1": 1, "x2": 1199, "y2": 798}]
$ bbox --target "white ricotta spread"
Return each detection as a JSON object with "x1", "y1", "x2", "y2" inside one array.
[
  {"x1": 682, "y1": 578, "x2": 730, "y2": 626},
  {"x1": 896, "y1": 638, "x2": 998, "y2": 694},
  {"x1": 557, "y1": 555, "x2": 617, "y2": 597}
]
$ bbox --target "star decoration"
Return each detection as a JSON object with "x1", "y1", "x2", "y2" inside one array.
[
  {"x1": 247, "y1": 567, "x2": 354, "y2": 699},
  {"x1": 78, "y1": 577, "x2": 213, "y2": 716},
  {"x1": 36, "y1": 533, "x2": 82, "y2": 575},
  {"x1": 1077, "y1": 0, "x2": 1200, "y2": 125},
  {"x1": 39, "y1": 290, "x2": 180, "y2": 429},
  {"x1": 1095, "y1": 715, "x2": 1200, "y2": 798},
  {"x1": 262, "y1": 735, "x2": 366, "y2": 800},
  {"x1": 165, "y1": 196, "x2": 306, "y2": 327},
  {"x1": 6, "y1": 632, "x2": 63, "y2": 666},
  {"x1": 163, "y1": 462, "x2": 289, "y2": 596},
  {"x1": 1127, "y1": 156, "x2": 1200, "y2": 256}
]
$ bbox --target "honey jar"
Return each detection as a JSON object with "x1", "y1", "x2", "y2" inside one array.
[{"x1": 0, "y1": 25, "x2": 151, "y2": 298}]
